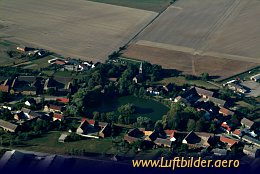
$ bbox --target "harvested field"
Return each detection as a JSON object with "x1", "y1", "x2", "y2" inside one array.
[
  {"x1": 125, "y1": 0, "x2": 260, "y2": 80},
  {"x1": 123, "y1": 44, "x2": 256, "y2": 80},
  {"x1": 88, "y1": 0, "x2": 172, "y2": 12},
  {"x1": 0, "y1": 0, "x2": 157, "y2": 62}
]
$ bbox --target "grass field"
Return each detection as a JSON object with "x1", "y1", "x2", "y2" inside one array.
[
  {"x1": 0, "y1": 40, "x2": 16, "y2": 66},
  {"x1": 88, "y1": 0, "x2": 172, "y2": 12},
  {"x1": 30, "y1": 56, "x2": 53, "y2": 70},
  {"x1": 0, "y1": 0, "x2": 157, "y2": 62},
  {"x1": 17, "y1": 131, "x2": 113, "y2": 155}
]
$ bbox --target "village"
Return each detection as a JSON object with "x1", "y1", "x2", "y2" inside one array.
[{"x1": 0, "y1": 45, "x2": 259, "y2": 167}]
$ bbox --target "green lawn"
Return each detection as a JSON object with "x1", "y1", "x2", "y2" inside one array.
[
  {"x1": 88, "y1": 0, "x2": 172, "y2": 12},
  {"x1": 157, "y1": 76, "x2": 219, "y2": 89},
  {"x1": 53, "y1": 71, "x2": 72, "y2": 77},
  {"x1": 30, "y1": 56, "x2": 53, "y2": 70},
  {"x1": 236, "y1": 101, "x2": 255, "y2": 110},
  {"x1": 16, "y1": 131, "x2": 113, "y2": 155}
]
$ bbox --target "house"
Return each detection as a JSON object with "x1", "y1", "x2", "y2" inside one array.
[
  {"x1": 16, "y1": 46, "x2": 32, "y2": 52},
  {"x1": 154, "y1": 138, "x2": 172, "y2": 148},
  {"x1": 227, "y1": 83, "x2": 246, "y2": 93},
  {"x1": 212, "y1": 148, "x2": 228, "y2": 157},
  {"x1": 163, "y1": 83, "x2": 174, "y2": 92},
  {"x1": 11, "y1": 76, "x2": 41, "y2": 95},
  {"x1": 219, "y1": 107, "x2": 234, "y2": 116},
  {"x1": 145, "y1": 130, "x2": 158, "y2": 141},
  {"x1": 44, "y1": 104, "x2": 65, "y2": 113},
  {"x1": 194, "y1": 87, "x2": 214, "y2": 98},
  {"x1": 232, "y1": 129, "x2": 242, "y2": 138},
  {"x1": 146, "y1": 87, "x2": 160, "y2": 95},
  {"x1": 55, "y1": 60, "x2": 66, "y2": 65},
  {"x1": 242, "y1": 135, "x2": 260, "y2": 147},
  {"x1": 25, "y1": 98, "x2": 37, "y2": 106},
  {"x1": 250, "y1": 73, "x2": 260, "y2": 82},
  {"x1": 76, "y1": 120, "x2": 89, "y2": 134},
  {"x1": 53, "y1": 114, "x2": 64, "y2": 121},
  {"x1": 56, "y1": 98, "x2": 69, "y2": 104},
  {"x1": 0, "y1": 119, "x2": 19, "y2": 132},
  {"x1": 98, "y1": 122, "x2": 110, "y2": 138},
  {"x1": 127, "y1": 128, "x2": 144, "y2": 138},
  {"x1": 44, "y1": 77, "x2": 72, "y2": 94},
  {"x1": 182, "y1": 131, "x2": 201, "y2": 144},
  {"x1": 241, "y1": 118, "x2": 255, "y2": 129},
  {"x1": 208, "y1": 97, "x2": 226, "y2": 107},
  {"x1": 174, "y1": 96, "x2": 189, "y2": 106},
  {"x1": 0, "y1": 85, "x2": 9, "y2": 93},
  {"x1": 220, "y1": 122, "x2": 232, "y2": 134},
  {"x1": 58, "y1": 133, "x2": 69, "y2": 143},
  {"x1": 219, "y1": 136, "x2": 238, "y2": 148},
  {"x1": 124, "y1": 134, "x2": 140, "y2": 144},
  {"x1": 243, "y1": 145, "x2": 260, "y2": 158},
  {"x1": 164, "y1": 129, "x2": 177, "y2": 141},
  {"x1": 133, "y1": 74, "x2": 144, "y2": 84}
]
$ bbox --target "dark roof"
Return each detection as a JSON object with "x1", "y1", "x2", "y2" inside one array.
[
  {"x1": 183, "y1": 131, "x2": 201, "y2": 144},
  {"x1": 241, "y1": 118, "x2": 254, "y2": 128},
  {"x1": 17, "y1": 76, "x2": 37, "y2": 83},
  {"x1": 15, "y1": 86, "x2": 37, "y2": 92},
  {"x1": 21, "y1": 108, "x2": 31, "y2": 114},
  {"x1": 0, "y1": 119, "x2": 18, "y2": 131},
  {"x1": 195, "y1": 87, "x2": 214, "y2": 97}
]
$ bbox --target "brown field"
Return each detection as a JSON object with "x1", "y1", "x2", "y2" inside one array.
[
  {"x1": 123, "y1": 44, "x2": 256, "y2": 80},
  {"x1": 124, "y1": 0, "x2": 260, "y2": 80},
  {"x1": 0, "y1": 0, "x2": 157, "y2": 62}
]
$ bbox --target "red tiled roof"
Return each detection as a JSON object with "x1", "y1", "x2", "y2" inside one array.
[
  {"x1": 49, "y1": 104, "x2": 62, "y2": 111},
  {"x1": 220, "y1": 136, "x2": 238, "y2": 146},
  {"x1": 82, "y1": 118, "x2": 95, "y2": 125},
  {"x1": 56, "y1": 98, "x2": 69, "y2": 103},
  {"x1": 219, "y1": 107, "x2": 234, "y2": 116},
  {"x1": 54, "y1": 114, "x2": 63, "y2": 120},
  {"x1": 221, "y1": 122, "x2": 231, "y2": 132},
  {"x1": 233, "y1": 129, "x2": 241, "y2": 136},
  {"x1": 55, "y1": 60, "x2": 66, "y2": 65},
  {"x1": 0, "y1": 85, "x2": 9, "y2": 92}
]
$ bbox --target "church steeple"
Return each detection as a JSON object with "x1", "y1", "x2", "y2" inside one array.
[{"x1": 139, "y1": 62, "x2": 143, "y2": 74}]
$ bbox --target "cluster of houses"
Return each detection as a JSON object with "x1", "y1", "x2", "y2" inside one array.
[
  {"x1": 0, "y1": 75, "x2": 73, "y2": 96},
  {"x1": 0, "y1": 99, "x2": 69, "y2": 133},
  {"x1": 16, "y1": 46, "x2": 47, "y2": 58},
  {"x1": 48, "y1": 57, "x2": 97, "y2": 72}
]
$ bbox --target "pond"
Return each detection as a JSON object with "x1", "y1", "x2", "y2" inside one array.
[{"x1": 92, "y1": 95, "x2": 169, "y2": 121}]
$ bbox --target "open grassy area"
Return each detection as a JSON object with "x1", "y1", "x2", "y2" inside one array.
[
  {"x1": 157, "y1": 76, "x2": 219, "y2": 89},
  {"x1": 235, "y1": 101, "x2": 255, "y2": 110},
  {"x1": 30, "y1": 56, "x2": 53, "y2": 70},
  {"x1": 88, "y1": 0, "x2": 172, "y2": 12},
  {"x1": 16, "y1": 131, "x2": 113, "y2": 155},
  {"x1": 53, "y1": 71, "x2": 73, "y2": 77}
]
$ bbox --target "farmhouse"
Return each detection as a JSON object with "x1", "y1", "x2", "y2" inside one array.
[
  {"x1": 208, "y1": 97, "x2": 226, "y2": 107},
  {"x1": 220, "y1": 136, "x2": 238, "y2": 148},
  {"x1": 241, "y1": 118, "x2": 255, "y2": 129},
  {"x1": 250, "y1": 74, "x2": 260, "y2": 82},
  {"x1": 227, "y1": 83, "x2": 247, "y2": 94},
  {"x1": 0, "y1": 119, "x2": 19, "y2": 132},
  {"x1": 154, "y1": 138, "x2": 172, "y2": 148},
  {"x1": 219, "y1": 107, "x2": 234, "y2": 116},
  {"x1": 195, "y1": 87, "x2": 214, "y2": 98},
  {"x1": 243, "y1": 145, "x2": 260, "y2": 158}
]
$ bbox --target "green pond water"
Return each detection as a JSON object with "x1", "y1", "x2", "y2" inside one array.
[{"x1": 92, "y1": 95, "x2": 169, "y2": 121}]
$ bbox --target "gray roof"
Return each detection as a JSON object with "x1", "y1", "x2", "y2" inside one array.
[
  {"x1": 0, "y1": 119, "x2": 18, "y2": 131},
  {"x1": 241, "y1": 118, "x2": 254, "y2": 128},
  {"x1": 195, "y1": 87, "x2": 214, "y2": 97},
  {"x1": 208, "y1": 97, "x2": 226, "y2": 106},
  {"x1": 154, "y1": 138, "x2": 172, "y2": 146},
  {"x1": 212, "y1": 148, "x2": 228, "y2": 156},
  {"x1": 21, "y1": 107, "x2": 31, "y2": 114}
]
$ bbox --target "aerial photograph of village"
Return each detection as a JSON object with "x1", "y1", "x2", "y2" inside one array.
[{"x1": 0, "y1": 0, "x2": 259, "y2": 173}]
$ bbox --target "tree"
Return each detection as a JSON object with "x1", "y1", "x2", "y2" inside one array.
[
  {"x1": 201, "y1": 72, "x2": 209, "y2": 81},
  {"x1": 195, "y1": 119, "x2": 204, "y2": 132},
  {"x1": 0, "y1": 92, "x2": 10, "y2": 103},
  {"x1": 46, "y1": 88, "x2": 56, "y2": 95},
  {"x1": 187, "y1": 119, "x2": 196, "y2": 131},
  {"x1": 93, "y1": 112, "x2": 100, "y2": 121},
  {"x1": 117, "y1": 104, "x2": 135, "y2": 115},
  {"x1": 209, "y1": 123, "x2": 217, "y2": 133}
]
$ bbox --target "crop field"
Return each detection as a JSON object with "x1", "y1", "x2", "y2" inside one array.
[
  {"x1": 0, "y1": 0, "x2": 157, "y2": 63},
  {"x1": 124, "y1": 0, "x2": 260, "y2": 80},
  {"x1": 88, "y1": 0, "x2": 172, "y2": 12}
]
